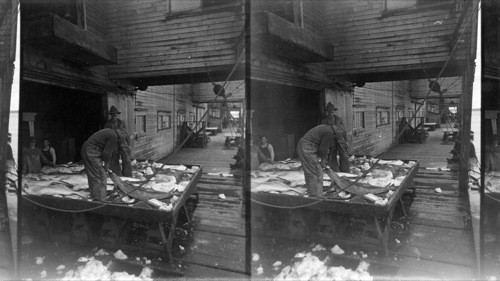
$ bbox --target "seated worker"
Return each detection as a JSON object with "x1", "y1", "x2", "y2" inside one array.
[
  {"x1": 447, "y1": 134, "x2": 477, "y2": 163},
  {"x1": 399, "y1": 117, "x2": 411, "y2": 143},
  {"x1": 230, "y1": 139, "x2": 259, "y2": 170},
  {"x1": 22, "y1": 138, "x2": 53, "y2": 174},
  {"x1": 485, "y1": 139, "x2": 500, "y2": 172},
  {"x1": 41, "y1": 138, "x2": 57, "y2": 167},
  {"x1": 256, "y1": 135, "x2": 275, "y2": 164},
  {"x1": 230, "y1": 138, "x2": 245, "y2": 170},
  {"x1": 180, "y1": 122, "x2": 194, "y2": 147}
]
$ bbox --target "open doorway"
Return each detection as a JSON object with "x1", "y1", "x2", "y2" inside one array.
[
  {"x1": 250, "y1": 81, "x2": 321, "y2": 160},
  {"x1": 20, "y1": 82, "x2": 104, "y2": 163}
]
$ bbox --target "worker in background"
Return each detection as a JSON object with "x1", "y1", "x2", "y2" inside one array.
[
  {"x1": 6, "y1": 133, "x2": 15, "y2": 168},
  {"x1": 81, "y1": 128, "x2": 126, "y2": 201},
  {"x1": 5, "y1": 133, "x2": 16, "y2": 191},
  {"x1": 22, "y1": 138, "x2": 53, "y2": 174},
  {"x1": 447, "y1": 133, "x2": 477, "y2": 163},
  {"x1": 320, "y1": 102, "x2": 350, "y2": 173},
  {"x1": 256, "y1": 135, "x2": 275, "y2": 164},
  {"x1": 297, "y1": 125, "x2": 337, "y2": 197},
  {"x1": 104, "y1": 106, "x2": 132, "y2": 177},
  {"x1": 41, "y1": 138, "x2": 57, "y2": 167},
  {"x1": 485, "y1": 139, "x2": 500, "y2": 172}
]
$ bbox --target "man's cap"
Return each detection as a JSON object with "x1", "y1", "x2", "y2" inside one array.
[
  {"x1": 109, "y1": 106, "x2": 121, "y2": 115},
  {"x1": 326, "y1": 102, "x2": 337, "y2": 111}
]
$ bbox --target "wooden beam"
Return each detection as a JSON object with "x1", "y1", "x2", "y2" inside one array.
[{"x1": 458, "y1": 59, "x2": 473, "y2": 193}]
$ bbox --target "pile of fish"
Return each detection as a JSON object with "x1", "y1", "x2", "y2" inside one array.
[
  {"x1": 485, "y1": 171, "x2": 500, "y2": 193},
  {"x1": 273, "y1": 251, "x2": 373, "y2": 281},
  {"x1": 23, "y1": 160, "x2": 199, "y2": 202},
  {"x1": 251, "y1": 156, "x2": 417, "y2": 204}
]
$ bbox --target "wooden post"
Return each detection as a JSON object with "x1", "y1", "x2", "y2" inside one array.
[
  {"x1": 458, "y1": 57, "x2": 474, "y2": 193},
  {"x1": 0, "y1": 1, "x2": 17, "y2": 278}
]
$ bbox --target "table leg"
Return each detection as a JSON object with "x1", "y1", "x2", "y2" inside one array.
[
  {"x1": 399, "y1": 198, "x2": 407, "y2": 217},
  {"x1": 182, "y1": 205, "x2": 191, "y2": 223},
  {"x1": 158, "y1": 213, "x2": 179, "y2": 262},
  {"x1": 373, "y1": 206, "x2": 396, "y2": 257},
  {"x1": 158, "y1": 222, "x2": 173, "y2": 262}
]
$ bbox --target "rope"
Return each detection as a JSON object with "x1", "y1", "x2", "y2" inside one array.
[
  {"x1": 250, "y1": 197, "x2": 328, "y2": 209},
  {"x1": 485, "y1": 193, "x2": 500, "y2": 204}
]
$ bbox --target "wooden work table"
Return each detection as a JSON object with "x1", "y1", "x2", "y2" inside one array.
[
  {"x1": 251, "y1": 160, "x2": 419, "y2": 256},
  {"x1": 22, "y1": 166, "x2": 203, "y2": 262}
]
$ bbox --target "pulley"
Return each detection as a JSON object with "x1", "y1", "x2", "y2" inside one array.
[{"x1": 213, "y1": 84, "x2": 225, "y2": 97}]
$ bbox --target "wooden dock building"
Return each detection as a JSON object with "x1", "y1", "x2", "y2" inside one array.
[{"x1": 0, "y1": 0, "x2": 488, "y2": 279}]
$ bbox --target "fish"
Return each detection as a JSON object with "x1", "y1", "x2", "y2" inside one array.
[
  {"x1": 26, "y1": 184, "x2": 90, "y2": 199},
  {"x1": 252, "y1": 181, "x2": 307, "y2": 195},
  {"x1": 277, "y1": 171, "x2": 305, "y2": 183}
]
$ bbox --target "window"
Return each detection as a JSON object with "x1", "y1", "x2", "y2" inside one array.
[
  {"x1": 268, "y1": 0, "x2": 303, "y2": 27},
  {"x1": 376, "y1": 107, "x2": 390, "y2": 127},
  {"x1": 385, "y1": 0, "x2": 417, "y2": 11},
  {"x1": 384, "y1": 0, "x2": 435, "y2": 13},
  {"x1": 38, "y1": 0, "x2": 86, "y2": 28},
  {"x1": 167, "y1": 0, "x2": 235, "y2": 13},
  {"x1": 396, "y1": 105, "x2": 405, "y2": 122},
  {"x1": 135, "y1": 115, "x2": 146, "y2": 133},
  {"x1": 188, "y1": 113, "x2": 196, "y2": 127},
  {"x1": 353, "y1": 110, "x2": 365, "y2": 129},
  {"x1": 177, "y1": 111, "x2": 186, "y2": 126},
  {"x1": 202, "y1": 0, "x2": 236, "y2": 8},
  {"x1": 170, "y1": 0, "x2": 200, "y2": 12},
  {"x1": 157, "y1": 111, "x2": 171, "y2": 131},
  {"x1": 211, "y1": 109, "x2": 220, "y2": 118}
]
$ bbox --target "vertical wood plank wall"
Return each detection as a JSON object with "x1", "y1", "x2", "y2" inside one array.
[
  {"x1": 324, "y1": 0, "x2": 465, "y2": 78},
  {"x1": 105, "y1": 0, "x2": 245, "y2": 80}
]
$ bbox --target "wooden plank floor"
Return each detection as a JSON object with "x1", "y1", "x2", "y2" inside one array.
[
  {"x1": 164, "y1": 127, "x2": 248, "y2": 278},
  {"x1": 380, "y1": 127, "x2": 477, "y2": 279}
]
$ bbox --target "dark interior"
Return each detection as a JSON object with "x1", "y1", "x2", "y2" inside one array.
[
  {"x1": 20, "y1": 82, "x2": 104, "y2": 163},
  {"x1": 250, "y1": 80, "x2": 321, "y2": 160}
]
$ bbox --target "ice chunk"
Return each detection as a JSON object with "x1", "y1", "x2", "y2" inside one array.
[
  {"x1": 256, "y1": 266, "x2": 263, "y2": 275},
  {"x1": 252, "y1": 253, "x2": 260, "y2": 262},
  {"x1": 331, "y1": 245, "x2": 345, "y2": 255},
  {"x1": 113, "y1": 250, "x2": 128, "y2": 260},
  {"x1": 312, "y1": 244, "x2": 326, "y2": 251}
]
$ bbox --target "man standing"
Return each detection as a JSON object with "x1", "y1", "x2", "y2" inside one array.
[
  {"x1": 81, "y1": 128, "x2": 125, "y2": 201},
  {"x1": 104, "y1": 106, "x2": 132, "y2": 177},
  {"x1": 297, "y1": 125, "x2": 337, "y2": 197},
  {"x1": 320, "y1": 102, "x2": 350, "y2": 173}
]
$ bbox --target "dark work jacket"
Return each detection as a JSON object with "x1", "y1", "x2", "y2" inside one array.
[
  {"x1": 301, "y1": 125, "x2": 336, "y2": 159},
  {"x1": 84, "y1": 128, "x2": 119, "y2": 163}
]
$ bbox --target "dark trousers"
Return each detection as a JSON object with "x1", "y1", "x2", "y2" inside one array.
[
  {"x1": 110, "y1": 145, "x2": 132, "y2": 177},
  {"x1": 297, "y1": 139, "x2": 323, "y2": 197},
  {"x1": 328, "y1": 141, "x2": 350, "y2": 173},
  {"x1": 81, "y1": 143, "x2": 107, "y2": 201}
]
